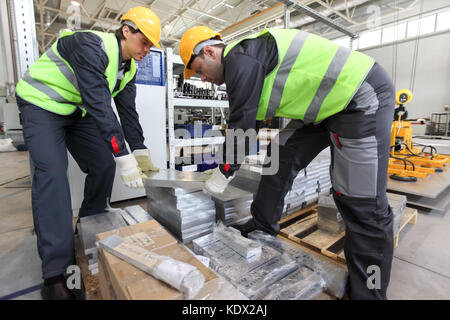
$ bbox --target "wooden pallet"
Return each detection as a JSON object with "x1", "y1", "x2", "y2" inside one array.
[
  {"x1": 279, "y1": 205, "x2": 346, "y2": 266},
  {"x1": 394, "y1": 207, "x2": 418, "y2": 248},
  {"x1": 74, "y1": 234, "x2": 102, "y2": 300},
  {"x1": 278, "y1": 205, "x2": 419, "y2": 265}
]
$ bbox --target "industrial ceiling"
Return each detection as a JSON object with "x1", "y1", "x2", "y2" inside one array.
[{"x1": 33, "y1": 0, "x2": 434, "y2": 54}]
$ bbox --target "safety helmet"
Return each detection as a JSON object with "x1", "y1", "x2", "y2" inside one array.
[
  {"x1": 179, "y1": 26, "x2": 222, "y2": 79},
  {"x1": 121, "y1": 7, "x2": 161, "y2": 49}
]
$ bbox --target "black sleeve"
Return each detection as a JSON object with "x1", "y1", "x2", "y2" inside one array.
[
  {"x1": 58, "y1": 32, "x2": 129, "y2": 157},
  {"x1": 219, "y1": 52, "x2": 267, "y2": 177},
  {"x1": 113, "y1": 74, "x2": 146, "y2": 151}
]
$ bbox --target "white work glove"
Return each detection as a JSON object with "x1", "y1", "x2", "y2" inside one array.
[
  {"x1": 133, "y1": 149, "x2": 159, "y2": 172},
  {"x1": 203, "y1": 167, "x2": 235, "y2": 195},
  {"x1": 114, "y1": 154, "x2": 147, "y2": 188}
]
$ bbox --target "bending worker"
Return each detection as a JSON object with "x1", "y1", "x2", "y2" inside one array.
[
  {"x1": 180, "y1": 26, "x2": 395, "y2": 300},
  {"x1": 15, "y1": 7, "x2": 160, "y2": 299}
]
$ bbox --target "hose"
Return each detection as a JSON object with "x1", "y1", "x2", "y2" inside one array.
[{"x1": 390, "y1": 155, "x2": 416, "y2": 171}]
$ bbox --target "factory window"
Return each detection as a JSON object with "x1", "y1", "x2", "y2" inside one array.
[
  {"x1": 382, "y1": 22, "x2": 407, "y2": 43},
  {"x1": 332, "y1": 37, "x2": 351, "y2": 48},
  {"x1": 436, "y1": 10, "x2": 450, "y2": 32},
  {"x1": 358, "y1": 29, "x2": 381, "y2": 49},
  {"x1": 418, "y1": 15, "x2": 436, "y2": 35},
  {"x1": 407, "y1": 14, "x2": 436, "y2": 38}
]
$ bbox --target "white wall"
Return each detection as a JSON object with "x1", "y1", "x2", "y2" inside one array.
[
  {"x1": 360, "y1": 31, "x2": 450, "y2": 119},
  {"x1": 0, "y1": 18, "x2": 7, "y2": 89}
]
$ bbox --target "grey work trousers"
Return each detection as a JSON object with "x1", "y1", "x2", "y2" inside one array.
[
  {"x1": 251, "y1": 62, "x2": 395, "y2": 299},
  {"x1": 17, "y1": 97, "x2": 116, "y2": 279}
]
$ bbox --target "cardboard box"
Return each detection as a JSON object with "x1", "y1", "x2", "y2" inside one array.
[{"x1": 96, "y1": 219, "x2": 219, "y2": 300}]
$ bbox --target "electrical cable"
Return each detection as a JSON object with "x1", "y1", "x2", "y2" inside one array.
[{"x1": 410, "y1": 0, "x2": 424, "y2": 93}]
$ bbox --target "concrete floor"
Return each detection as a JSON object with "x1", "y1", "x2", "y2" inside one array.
[{"x1": 1, "y1": 150, "x2": 449, "y2": 300}]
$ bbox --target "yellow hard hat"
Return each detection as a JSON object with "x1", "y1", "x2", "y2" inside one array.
[
  {"x1": 179, "y1": 26, "x2": 222, "y2": 79},
  {"x1": 121, "y1": 7, "x2": 161, "y2": 49}
]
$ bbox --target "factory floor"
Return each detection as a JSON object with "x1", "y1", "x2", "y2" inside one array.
[{"x1": 1, "y1": 150, "x2": 450, "y2": 300}]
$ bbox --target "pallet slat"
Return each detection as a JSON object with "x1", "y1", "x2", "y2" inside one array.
[{"x1": 278, "y1": 205, "x2": 419, "y2": 265}]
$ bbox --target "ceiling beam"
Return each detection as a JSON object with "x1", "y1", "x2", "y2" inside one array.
[
  {"x1": 314, "y1": 0, "x2": 357, "y2": 24},
  {"x1": 280, "y1": 0, "x2": 358, "y2": 38}
]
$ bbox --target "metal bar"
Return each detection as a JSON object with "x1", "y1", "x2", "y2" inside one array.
[
  {"x1": 284, "y1": 4, "x2": 291, "y2": 29},
  {"x1": 280, "y1": 0, "x2": 358, "y2": 38}
]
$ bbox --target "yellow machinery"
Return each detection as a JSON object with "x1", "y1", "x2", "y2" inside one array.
[{"x1": 389, "y1": 89, "x2": 450, "y2": 181}]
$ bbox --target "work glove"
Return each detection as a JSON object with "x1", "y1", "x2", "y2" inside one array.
[
  {"x1": 203, "y1": 167, "x2": 235, "y2": 195},
  {"x1": 133, "y1": 149, "x2": 159, "y2": 172},
  {"x1": 114, "y1": 154, "x2": 147, "y2": 188}
]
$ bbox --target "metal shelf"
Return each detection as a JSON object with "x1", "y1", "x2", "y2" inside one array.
[
  {"x1": 166, "y1": 48, "x2": 229, "y2": 169},
  {"x1": 173, "y1": 98, "x2": 229, "y2": 108},
  {"x1": 173, "y1": 137, "x2": 225, "y2": 147}
]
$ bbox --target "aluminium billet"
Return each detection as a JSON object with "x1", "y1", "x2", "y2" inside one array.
[
  {"x1": 215, "y1": 226, "x2": 262, "y2": 260},
  {"x1": 143, "y1": 169, "x2": 207, "y2": 190},
  {"x1": 124, "y1": 205, "x2": 153, "y2": 223}
]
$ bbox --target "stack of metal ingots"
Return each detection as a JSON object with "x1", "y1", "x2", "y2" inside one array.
[
  {"x1": 387, "y1": 192, "x2": 407, "y2": 234},
  {"x1": 230, "y1": 148, "x2": 332, "y2": 218},
  {"x1": 77, "y1": 205, "x2": 153, "y2": 275},
  {"x1": 144, "y1": 170, "x2": 216, "y2": 244},
  {"x1": 212, "y1": 184, "x2": 254, "y2": 226},
  {"x1": 192, "y1": 223, "x2": 347, "y2": 300},
  {"x1": 317, "y1": 194, "x2": 345, "y2": 234},
  {"x1": 303, "y1": 150, "x2": 332, "y2": 205}
]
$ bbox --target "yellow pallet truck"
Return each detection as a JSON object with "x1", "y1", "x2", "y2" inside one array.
[{"x1": 389, "y1": 89, "x2": 450, "y2": 182}]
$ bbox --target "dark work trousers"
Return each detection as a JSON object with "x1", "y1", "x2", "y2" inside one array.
[
  {"x1": 17, "y1": 96, "x2": 116, "y2": 279},
  {"x1": 251, "y1": 62, "x2": 395, "y2": 299}
]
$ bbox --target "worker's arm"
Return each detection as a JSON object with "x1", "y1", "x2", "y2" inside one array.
[
  {"x1": 203, "y1": 38, "x2": 277, "y2": 195},
  {"x1": 114, "y1": 77, "x2": 159, "y2": 171},
  {"x1": 113, "y1": 75, "x2": 146, "y2": 152},
  {"x1": 58, "y1": 32, "x2": 128, "y2": 157},
  {"x1": 219, "y1": 36, "x2": 278, "y2": 177},
  {"x1": 58, "y1": 32, "x2": 146, "y2": 187}
]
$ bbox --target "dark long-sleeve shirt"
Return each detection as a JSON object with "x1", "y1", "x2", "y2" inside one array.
[
  {"x1": 219, "y1": 33, "x2": 278, "y2": 176},
  {"x1": 57, "y1": 31, "x2": 146, "y2": 157}
]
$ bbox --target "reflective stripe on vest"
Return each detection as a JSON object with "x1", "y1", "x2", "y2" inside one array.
[
  {"x1": 15, "y1": 30, "x2": 136, "y2": 116},
  {"x1": 223, "y1": 29, "x2": 374, "y2": 124}
]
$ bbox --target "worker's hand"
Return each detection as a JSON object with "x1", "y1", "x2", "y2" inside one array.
[
  {"x1": 114, "y1": 154, "x2": 147, "y2": 188},
  {"x1": 203, "y1": 167, "x2": 235, "y2": 195},
  {"x1": 133, "y1": 149, "x2": 159, "y2": 172}
]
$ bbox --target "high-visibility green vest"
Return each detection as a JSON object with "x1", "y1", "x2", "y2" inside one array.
[
  {"x1": 16, "y1": 30, "x2": 136, "y2": 116},
  {"x1": 223, "y1": 29, "x2": 374, "y2": 124}
]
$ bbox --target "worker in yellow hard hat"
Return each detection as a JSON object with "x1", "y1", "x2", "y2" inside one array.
[
  {"x1": 15, "y1": 7, "x2": 161, "y2": 299},
  {"x1": 180, "y1": 25, "x2": 396, "y2": 300}
]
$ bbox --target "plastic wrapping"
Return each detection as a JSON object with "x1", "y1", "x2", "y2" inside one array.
[
  {"x1": 234, "y1": 254, "x2": 298, "y2": 298},
  {"x1": 192, "y1": 223, "x2": 299, "y2": 298},
  {"x1": 254, "y1": 268, "x2": 326, "y2": 300},
  {"x1": 98, "y1": 234, "x2": 205, "y2": 299},
  {"x1": 248, "y1": 230, "x2": 348, "y2": 299},
  {"x1": 0, "y1": 138, "x2": 17, "y2": 152}
]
